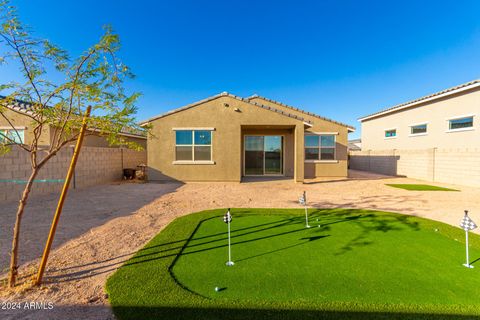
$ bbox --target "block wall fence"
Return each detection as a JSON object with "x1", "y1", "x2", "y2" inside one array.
[
  {"x1": 349, "y1": 148, "x2": 480, "y2": 188},
  {"x1": 0, "y1": 146, "x2": 146, "y2": 203}
]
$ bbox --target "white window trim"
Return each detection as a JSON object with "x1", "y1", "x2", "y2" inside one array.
[
  {"x1": 445, "y1": 114, "x2": 475, "y2": 121},
  {"x1": 408, "y1": 121, "x2": 429, "y2": 127},
  {"x1": 0, "y1": 127, "x2": 26, "y2": 144},
  {"x1": 0, "y1": 126, "x2": 26, "y2": 130},
  {"x1": 172, "y1": 160, "x2": 215, "y2": 165},
  {"x1": 174, "y1": 129, "x2": 213, "y2": 163},
  {"x1": 446, "y1": 115, "x2": 475, "y2": 132},
  {"x1": 172, "y1": 127, "x2": 215, "y2": 131},
  {"x1": 305, "y1": 160, "x2": 339, "y2": 163},
  {"x1": 304, "y1": 133, "x2": 336, "y2": 161},
  {"x1": 409, "y1": 123, "x2": 428, "y2": 137},
  {"x1": 307, "y1": 131, "x2": 339, "y2": 135},
  {"x1": 384, "y1": 128, "x2": 397, "y2": 139},
  {"x1": 446, "y1": 127, "x2": 475, "y2": 133},
  {"x1": 409, "y1": 132, "x2": 428, "y2": 137}
]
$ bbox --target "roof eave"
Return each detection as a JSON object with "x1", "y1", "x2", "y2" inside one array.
[{"x1": 358, "y1": 80, "x2": 480, "y2": 122}]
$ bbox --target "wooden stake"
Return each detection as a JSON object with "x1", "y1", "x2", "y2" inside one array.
[{"x1": 35, "y1": 106, "x2": 91, "y2": 285}]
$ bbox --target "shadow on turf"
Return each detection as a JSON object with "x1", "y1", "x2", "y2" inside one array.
[
  {"x1": 46, "y1": 209, "x2": 422, "y2": 283},
  {"x1": 111, "y1": 306, "x2": 480, "y2": 320},
  {"x1": 121, "y1": 209, "x2": 420, "y2": 268}
]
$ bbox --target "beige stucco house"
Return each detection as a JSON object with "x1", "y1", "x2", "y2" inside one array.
[
  {"x1": 0, "y1": 97, "x2": 147, "y2": 148},
  {"x1": 141, "y1": 92, "x2": 354, "y2": 183},
  {"x1": 359, "y1": 80, "x2": 480, "y2": 150}
]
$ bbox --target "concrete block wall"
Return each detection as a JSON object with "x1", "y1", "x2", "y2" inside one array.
[
  {"x1": 349, "y1": 148, "x2": 480, "y2": 187},
  {"x1": 0, "y1": 146, "x2": 147, "y2": 203},
  {"x1": 434, "y1": 148, "x2": 480, "y2": 187}
]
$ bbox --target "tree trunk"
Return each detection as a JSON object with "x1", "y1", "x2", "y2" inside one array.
[{"x1": 8, "y1": 169, "x2": 39, "y2": 288}]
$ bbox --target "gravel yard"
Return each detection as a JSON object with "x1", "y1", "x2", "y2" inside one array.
[{"x1": 1, "y1": 170, "x2": 479, "y2": 320}]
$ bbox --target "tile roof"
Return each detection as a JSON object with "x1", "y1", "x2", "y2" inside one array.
[
  {"x1": 358, "y1": 79, "x2": 480, "y2": 122},
  {"x1": 246, "y1": 94, "x2": 355, "y2": 131},
  {"x1": 139, "y1": 92, "x2": 314, "y2": 125},
  {"x1": 0, "y1": 95, "x2": 146, "y2": 138}
]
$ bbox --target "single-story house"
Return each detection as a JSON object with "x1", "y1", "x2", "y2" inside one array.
[
  {"x1": 0, "y1": 96, "x2": 147, "y2": 148},
  {"x1": 140, "y1": 92, "x2": 354, "y2": 183},
  {"x1": 358, "y1": 79, "x2": 480, "y2": 150}
]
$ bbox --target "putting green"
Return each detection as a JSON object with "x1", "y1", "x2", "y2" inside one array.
[
  {"x1": 172, "y1": 211, "x2": 480, "y2": 305},
  {"x1": 107, "y1": 209, "x2": 480, "y2": 320}
]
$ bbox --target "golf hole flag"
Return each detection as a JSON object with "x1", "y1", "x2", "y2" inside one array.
[
  {"x1": 223, "y1": 209, "x2": 234, "y2": 266},
  {"x1": 460, "y1": 210, "x2": 477, "y2": 268},
  {"x1": 223, "y1": 210, "x2": 232, "y2": 224}
]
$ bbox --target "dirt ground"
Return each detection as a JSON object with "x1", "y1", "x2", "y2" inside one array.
[{"x1": 1, "y1": 170, "x2": 480, "y2": 320}]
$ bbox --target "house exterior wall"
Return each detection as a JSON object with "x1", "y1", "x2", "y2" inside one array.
[
  {"x1": 248, "y1": 97, "x2": 349, "y2": 177},
  {"x1": 0, "y1": 109, "x2": 50, "y2": 145},
  {"x1": 360, "y1": 88, "x2": 480, "y2": 150},
  {"x1": 147, "y1": 96, "x2": 306, "y2": 182}
]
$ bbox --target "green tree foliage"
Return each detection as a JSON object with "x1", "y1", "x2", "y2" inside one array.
[{"x1": 0, "y1": 0, "x2": 147, "y2": 287}]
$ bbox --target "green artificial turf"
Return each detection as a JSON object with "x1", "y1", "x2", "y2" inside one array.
[
  {"x1": 386, "y1": 184, "x2": 459, "y2": 191},
  {"x1": 106, "y1": 209, "x2": 480, "y2": 320}
]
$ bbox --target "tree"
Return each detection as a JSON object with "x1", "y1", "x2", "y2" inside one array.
[{"x1": 0, "y1": 1, "x2": 145, "y2": 287}]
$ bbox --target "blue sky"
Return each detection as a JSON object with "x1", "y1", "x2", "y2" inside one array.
[{"x1": 2, "y1": 0, "x2": 480, "y2": 138}]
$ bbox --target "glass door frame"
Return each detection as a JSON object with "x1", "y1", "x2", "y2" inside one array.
[{"x1": 243, "y1": 134, "x2": 284, "y2": 176}]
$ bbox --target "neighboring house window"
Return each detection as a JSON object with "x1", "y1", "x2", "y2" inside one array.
[
  {"x1": 411, "y1": 124, "x2": 427, "y2": 135},
  {"x1": 448, "y1": 116, "x2": 473, "y2": 130},
  {"x1": 0, "y1": 128, "x2": 25, "y2": 144},
  {"x1": 304, "y1": 134, "x2": 335, "y2": 160},
  {"x1": 385, "y1": 129, "x2": 396, "y2": 138},
  {"x1": 175, "y1": 130, "x2": 212, "y2": 161}
]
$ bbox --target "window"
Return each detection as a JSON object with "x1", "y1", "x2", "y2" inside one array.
[
  {"x1": 0, "y1": 128, "x2": 25, "y2": 144},
  {"x1": 411, "y1": 124, "x2": 427, "y2": 135},
  {"x1": 175, "y1": 130, "x2": 212, "y2": 162},
  {"x1": 448, "y1": 116, "x2": 473, "y2": 130},
  {"x1": 385, "y1": 129, "x2": 396, "y2": 138},
  {"x1": 304, "y1": 134, "x2": 335, "y2": 160}
]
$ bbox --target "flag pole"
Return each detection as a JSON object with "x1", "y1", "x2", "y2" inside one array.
[
  {"x1": 304, "y1": 191, "x2": 310, "y2": 228},
  {"x1": 225, "y1": 208, "x2": 234, "y2": 266},
  {"x1": 227, "y1": 220, "x2": 233, "y2": 265},
  {"x1": 464, "y1": 229, "x2": 472, "y2": 268}
]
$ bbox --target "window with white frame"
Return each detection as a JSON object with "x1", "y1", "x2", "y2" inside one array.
[
  {"x1": 175, "y1": 130, "x2": 212, "y2": 161},
  {"x1": 385, "y1": 129, "x2": 396, "y2": 138},
  {"x1": 448, "y1": 116, "x2": 473, "y2": 130},
  {"x1": 304, "y1": 134, "x2": 335, "y2": 160},
  {"x1": 410, "y1": 124, "x2": 427, "y2": 135},
  {"x1": 0, "y1": 128, "x2": 25, "y2": 144}
]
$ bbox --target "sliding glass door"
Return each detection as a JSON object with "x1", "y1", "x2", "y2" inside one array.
[{"x1": 244, "y1": 135, "x2": 283, "y2": 175}]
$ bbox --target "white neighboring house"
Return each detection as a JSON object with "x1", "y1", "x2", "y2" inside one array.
[{"x1": 358, "y1": 80, "x2": 480, "y2": 150}]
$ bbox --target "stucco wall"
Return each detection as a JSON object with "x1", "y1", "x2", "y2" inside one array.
[
  {"x1": 146, "y1": 95, "x2": 307, "y2": 182},
  {"x1": 0, "y1": 146, "x2": 147, "y2": 203},
  {"x1": 349, "y1": 148, "x2": 480, "y2": 187},
  {"x1": 249, "y1": 97, "x2": 350, "y2": 177},
  {"x1": 0, "y1": 109, "x2": 50, "y2": 145},
  {"x1": 360, "y1": 88, "x2": 480, "y2": 150}
]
